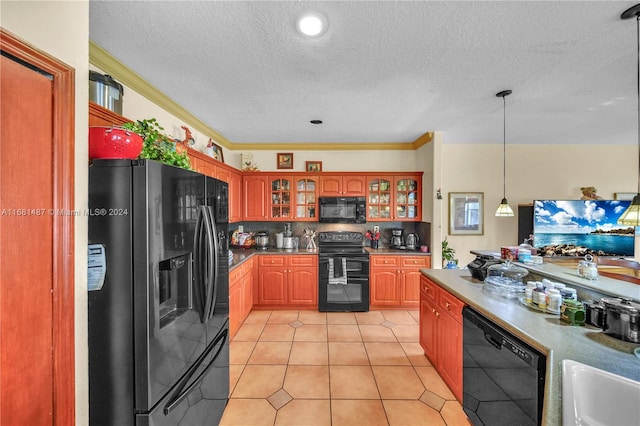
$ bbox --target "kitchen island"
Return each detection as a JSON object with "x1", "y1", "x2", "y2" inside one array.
[{"x1": 419, "y1": 267, "x2": 640, "y2": 425}]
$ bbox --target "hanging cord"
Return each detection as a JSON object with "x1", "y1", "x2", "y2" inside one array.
[
  {"x1": 503, "y1": 94, "x2": 507, "y2": 199},
  {"x1": 636, "y1": 14, "x2": 640, "y2": 195}
]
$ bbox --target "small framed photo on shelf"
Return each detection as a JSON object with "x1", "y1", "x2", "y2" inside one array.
[
  {"x1": 448, "y1": 192, "x2": 484, "y2": 235},
  {"x1": 205, "y1": 138, "x2": 224, "y2": 163},
  {"x1": 277, "y1": 153, "x2": 293, "y2": 169},
  {"x1": 305, "y1": 161, "x2": 322, "y2": 172}
]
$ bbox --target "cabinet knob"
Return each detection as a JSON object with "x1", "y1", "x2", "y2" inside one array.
[
  {"x1": 435, "y1": 312, "x2": 440, "y2": 317},
  {"x1": 431, "y1": 308, "x2": 436, "y2": 313},
  {"x1": 445, "y1": 302, "x2": 451, "y2": 308}
]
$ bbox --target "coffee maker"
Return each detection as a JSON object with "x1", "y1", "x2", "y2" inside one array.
[{"x1": 390, "y1": 229, "x2": 403, "y2": 248}]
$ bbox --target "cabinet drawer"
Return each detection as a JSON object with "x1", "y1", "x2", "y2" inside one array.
[
  {"x1": 229, "y1": 265, "x2": 243, "y2": 283},
  {"x1": 439, "y1": 290, "x2": 465, "y2": 322},
  {"x1": 402, "y1": 256, "x2": 428, "y2": 268},
  {"x1": 289, "y1": 255, "x2": 317, "y2": 267},
  {"x1": 241, "y1": 258, "x2": 254, "y2": 275},
  {"x1": 372, "y1": 256, "x2": 399, "y2": 267},
  {"x1": 259, "y1": 255, "x2": 285, "y2": 267},
  {"x1": 420, "y1": 276, "x2": 438, "y2": 303}
]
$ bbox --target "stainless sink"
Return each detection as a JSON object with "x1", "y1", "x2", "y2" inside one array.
[{"x1": 562, "y1": 359, "x2": 640, "y2": 425}]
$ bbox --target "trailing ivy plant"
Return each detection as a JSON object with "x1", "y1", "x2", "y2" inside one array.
[{"x1": 122, "y1": 118, "x2": 191, "y2": 170}]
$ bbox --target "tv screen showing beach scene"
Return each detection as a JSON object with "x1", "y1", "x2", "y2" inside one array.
[{"x1": 533, "y1": 200, "x2": 634, "y2": 257}]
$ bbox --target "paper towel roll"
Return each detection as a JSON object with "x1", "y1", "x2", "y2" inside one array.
[{"x1": 276, "y1": 233, "x2": 284, "y2": 248}]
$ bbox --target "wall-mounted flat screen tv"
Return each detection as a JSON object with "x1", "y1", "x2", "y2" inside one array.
[{"x1": 533, "y1": 200, "x2": 634, "y2": 256}]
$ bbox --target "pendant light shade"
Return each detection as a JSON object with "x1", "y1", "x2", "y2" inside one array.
[
  {"x1": 495, "y1": 90, "x2": 514, "y2": 217},
  {"x1": 619, "y1": 4, "x2": 640, "y2": 227}
]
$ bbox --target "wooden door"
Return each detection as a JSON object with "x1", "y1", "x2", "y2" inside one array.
[
  {"x1": 288, "y1": 267, "x2": 318, "y2": 305},
  {"x1": 437, "y1": 311, "x2": 463, "y2": 402},
  {"x1": 242, "y1": 175, "x2": 268, "y2": 220},
  {"x1": 419, "y1": 297, "x2": 438, "y2": 362},
  {"x1": 319, "y1": 175, "x2": 342, "y2": 196},
  {"x1": 227, "y1": 170, "x2": 243, "y2": 223},
  {"x1": 342, "y1": 176, "x2": 366, "y2": 196},
  {"x1": 1, "y1": 30, "x2": 75, "y2": 425},
  {"x1": 370, "y1": 268, "x2": 398, "y2": 306}
]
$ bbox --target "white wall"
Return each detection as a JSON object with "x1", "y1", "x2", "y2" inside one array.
[{"x1": 1, "y1": 1, "x2": 90, "y2": 424}]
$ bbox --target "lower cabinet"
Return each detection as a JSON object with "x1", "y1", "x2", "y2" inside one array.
[
  {"x1": 419, "y1": 275, "x2": 464, "y2": 402},
  {"x1": 370, "y1": 255, "x2": 431, "y2": 308},
  {"x1": 257, "y1": 255, "x2": 318, "y2": 308},
  {"x1": 229, "y1": 257, "x2": 254, "y2": 340}
]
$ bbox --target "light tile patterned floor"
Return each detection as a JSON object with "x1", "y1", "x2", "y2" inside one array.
[{"x1": 220, "y1": 310, "x2": 470, "y2": 426}]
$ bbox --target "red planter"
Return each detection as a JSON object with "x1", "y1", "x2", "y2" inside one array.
[{"x1": 89, "y1": 126, "x2": 143, "y2": 160}]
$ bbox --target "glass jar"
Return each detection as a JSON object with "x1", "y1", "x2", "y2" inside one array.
[{"x1": 577, "y1": 254, "x2": 598, "y2": 280}]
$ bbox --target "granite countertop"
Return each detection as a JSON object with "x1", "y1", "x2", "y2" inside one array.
[{"x1": 420, "y1": 268, "x2": 640, "y2": 426}]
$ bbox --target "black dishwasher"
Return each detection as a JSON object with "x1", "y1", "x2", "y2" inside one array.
[{"x1": 462, "y1": 307, "x2": 546, "y2": 426}]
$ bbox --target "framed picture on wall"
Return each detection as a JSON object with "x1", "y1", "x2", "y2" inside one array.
[
  {"x1": 305, "y1": 161, "x2": 322, "y2": 172},
  {"x1": 277, "y1": 153, "x2": 293, "y2": 169},
  {"x1": 449, "y1": 192, "x2": 484, "y2": 235}
]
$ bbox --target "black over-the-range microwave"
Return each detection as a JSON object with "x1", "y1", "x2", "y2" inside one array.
[{"x1": 318, "y1": 196, "x2": 367, "y2": 224}]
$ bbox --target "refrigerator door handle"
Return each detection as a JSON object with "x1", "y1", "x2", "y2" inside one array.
[
  {"x1": 163, "y1": 326, "x2": 228, "y2": 415},
  {"x1": 193, "y1": 206, "x2": 205, "y2": 320},
  {"x1": 203, "y1": 206, "x2": 218, "y2": 321},
  {"x1": 194, "y1": 206, "x2": 214, "y2": 323}
]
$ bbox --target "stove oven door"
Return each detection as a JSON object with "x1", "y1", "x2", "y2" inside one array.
[{"x1": 319, "y1": 255, "x2": 369, "y2": 312}]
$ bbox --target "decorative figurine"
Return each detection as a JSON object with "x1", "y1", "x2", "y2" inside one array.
[
  {"x1": 181, "y1": 125, "x2": 195, "y2": 146},
  {"x1": 580, "y1": 186, "x2": 603, "y2": 200}
]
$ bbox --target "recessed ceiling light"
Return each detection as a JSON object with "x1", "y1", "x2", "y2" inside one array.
[
  {"x1": 296, "y1": 12, "x2": 328, "y2": 37},
  {"x1": 310, "y1": 120, "x2": 323, "y2": 124}
]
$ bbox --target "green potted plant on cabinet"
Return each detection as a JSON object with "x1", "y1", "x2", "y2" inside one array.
[
  {"x1": 442, "y1": 237, "x2": 458, "y2": 269},
  {"x1": 122, "y1": 118, "x2": 191, "y2": 170}
]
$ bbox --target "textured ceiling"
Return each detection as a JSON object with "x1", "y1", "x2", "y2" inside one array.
[{"x1": 89, "y1": 0, "x2": 638, "y2": 145}]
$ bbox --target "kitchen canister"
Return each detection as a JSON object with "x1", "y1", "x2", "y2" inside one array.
[
  {"x1": 276, "y1": 232, "x2": 284, "y2": 249},
  {"x1": 600, "y1": 297, "x2": 640, "y2": 343}
]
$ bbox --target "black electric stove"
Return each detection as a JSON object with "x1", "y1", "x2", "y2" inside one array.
[{"x1": 318, "y1": 231, "x2": 369, "y2": 312}]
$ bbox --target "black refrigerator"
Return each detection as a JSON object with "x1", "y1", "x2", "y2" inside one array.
[{"x1": 87, "y1": 159, "x2": 229, "y2": 426}]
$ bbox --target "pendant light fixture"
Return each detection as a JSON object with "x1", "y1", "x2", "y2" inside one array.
[
  {"x1": 618, "y1": 3, "x2": 640, "y2": 226},
  {"x1": 495, "y1": 89, "x2": 514, "y2": 217}
]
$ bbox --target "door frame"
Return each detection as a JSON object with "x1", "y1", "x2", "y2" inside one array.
[{"x1": 1, "y1": 29, "x2": 76, "y2": 425}]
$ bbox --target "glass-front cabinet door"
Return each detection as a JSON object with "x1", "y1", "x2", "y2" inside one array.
[
  {"x1": 270, "y1": 177, "x2": 292, "y2": 220},
  {"x1": 367, "y1": 177, "x2": 393, "y2": 221},
  {"x1": 294, "y1": 177, "x2": 318, "y2": 220},
  {"x1": 394, "y1": 177, "x2": 420, "y2": 221}
]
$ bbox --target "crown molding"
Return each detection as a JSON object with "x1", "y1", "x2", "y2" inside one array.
[{"x1": 90, "y1": 41, "x2": 433, "y2": 152}]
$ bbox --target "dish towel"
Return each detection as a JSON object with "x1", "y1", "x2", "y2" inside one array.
[{"x1": 328, "y1": 258, "x2": 348, "y2": 285}]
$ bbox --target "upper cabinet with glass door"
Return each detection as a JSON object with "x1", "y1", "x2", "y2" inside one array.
[
  {"x1": 269, "y1": 177, "x2": 292, "y2": 220},
  {"x1": 367, "y1": 177, "x2": 393, "y2": 221},
  {"x1": 394, "y1": 176, "x2": 420, "y2": 221},
  {"x1": 294, "y1": 177, "x2": 318, "y2": 221}
]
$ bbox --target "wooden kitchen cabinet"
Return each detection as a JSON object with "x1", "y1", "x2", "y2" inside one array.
[
  {"x1": 257, "y1": 255, "x2": 318, "y2": 308},
  {"x1": 366, "y1": 177, "x2": 393, "y2": 220},
  {"x1": 366, "y1": 174, "x2": 422, "y2": 221},
  {"x1": 293, "y1": 177, "x2": 318, "y2": 221},
  {"x1": 419, "y1": 275, "x2": 464, "y2": 402},
  {"x1": 227, "y1": 169, "x2": 243, "y2": 223},
  {"x1": 319, "y1": 174, "x2": 366, "y2": 196},
  {"x1": 370, "y1": 255, "x2": 430, "y2": 308},
  {"x1": 243, "y1": 174, "x2": 269, "y2": 220},
  {"x1": 229, "y1": 258, "x2": 254, "y2": 340},
  {"x1": 269, "y1": 176, "x2": 293, "y2": 220},
  {"x1": 394, "y1": 176, "x2": 421, "y2": 221}
]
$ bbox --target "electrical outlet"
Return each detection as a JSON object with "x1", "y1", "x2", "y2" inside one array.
[
  {"x1": 238, "y1": 225, "x2": 244, "y2": 232},
  {"x1": 373, "y1": 225, "x2": 380, "y2": 233}
]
